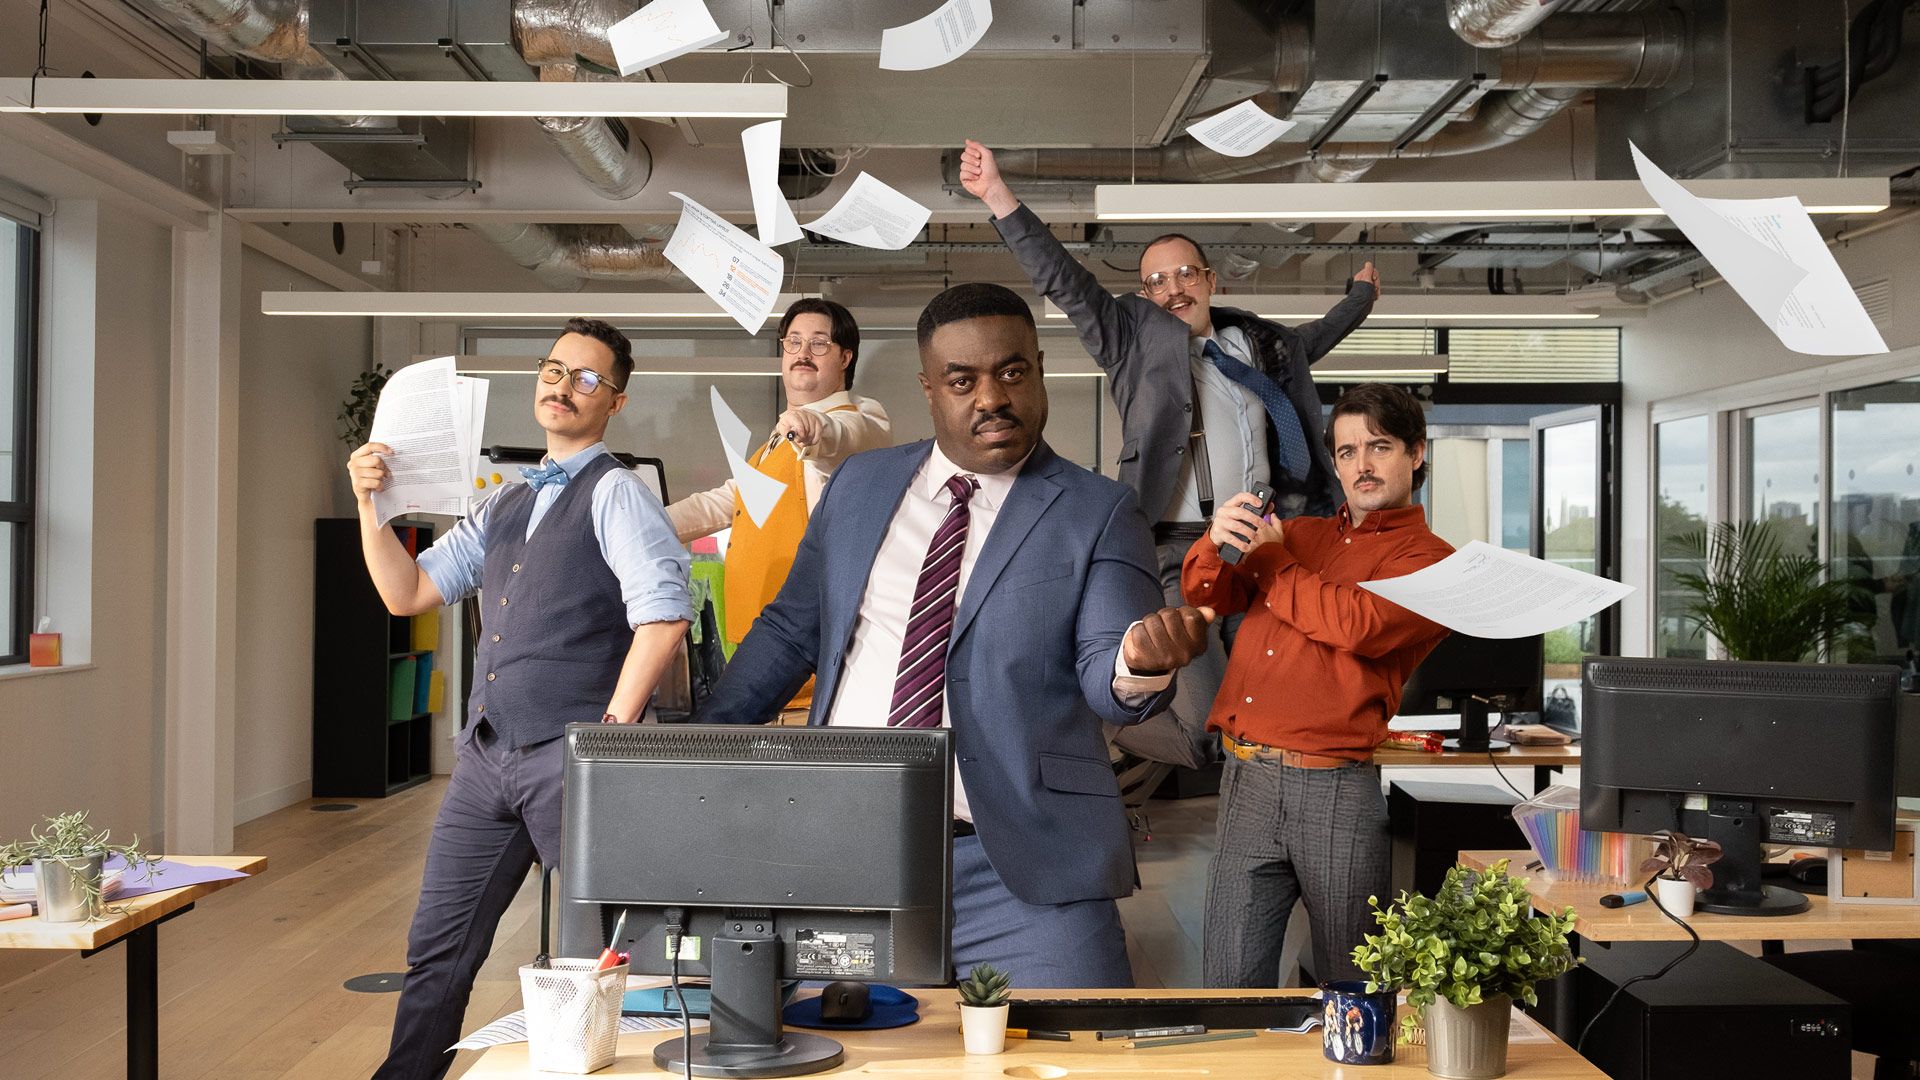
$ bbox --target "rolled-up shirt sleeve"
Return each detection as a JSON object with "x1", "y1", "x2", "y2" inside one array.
[
  {"x1": 415, "y1": 496, "x2": 494, "y2": 606},
  {"x1": 592, "y1": 470, "x2": 695, "y2": 627}
]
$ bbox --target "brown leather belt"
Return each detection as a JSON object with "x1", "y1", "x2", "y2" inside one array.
[
  {"x1": 1153, "y1": 521, "x2": 1210, "y2": 545},
  {"x1": 1221, "y1": 733, "x2": 1370, "y2": 768}
]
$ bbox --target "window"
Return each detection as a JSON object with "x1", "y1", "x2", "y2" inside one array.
[
  {"x1": 1653, "y1": 415, "x2": 1709, "y2": 658},
  {"x1": 0, "y1": 219, "x2": 37, "y2": 665},
  {"x1": 1829, "y1": 376, "x2": 1920, "y2": 665},
  {"x1": 1744, "y1": 403, "x2": 1821, "y2": 559}
]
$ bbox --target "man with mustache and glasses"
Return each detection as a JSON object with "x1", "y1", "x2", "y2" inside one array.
[
  {"x1": 346, "y1": 317, "x2": 691, "y2": 1080},
  {"x1": 958, "y1": 140, "x2": 1380, "y2": 773},
  {"x1": 699, "y1": 284, "x2": 1214, "y2": 986},
  {"x1": 668, "y1": 299, "x2": 891, "y2": 712},
  {"x1": 1181, "y1": 383, "x2": 1452, "y2": 989}
]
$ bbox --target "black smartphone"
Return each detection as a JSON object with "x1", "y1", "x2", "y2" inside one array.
[{"x1": 1217, "y1": 482, "x2": 1277, "y2": 565}]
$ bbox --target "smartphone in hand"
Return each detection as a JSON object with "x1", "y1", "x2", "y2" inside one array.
[{"x1": 1218, "y1": 482, "x2": 1277, "y2": 565}]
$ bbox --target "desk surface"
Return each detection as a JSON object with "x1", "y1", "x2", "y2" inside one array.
[
  {"x1": 1377, "y1": 743, "x2": 1580, "y2": 769},
  {"x1": 1459, "y1": 850, "x2": 1920, "y2": 942},
  {"x1": 0, "y1": 854, "x2": 266, "y2": 950},
  {"x1": 463, "y1": 988, "x2": 1605, "y2": 1078}
]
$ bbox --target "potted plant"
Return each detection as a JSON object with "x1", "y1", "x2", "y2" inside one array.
[
  {"x1": 1640, "y1": 830, "x2": 1722, "y2": 918},
  {"x1": 0, "y1": 812, "x2": 156, "y2": 923},
  {"x1": 1668, "y1": 521, "x2": 1867, "y2": 661},
  {"x1": 956, "y1": 962, "x2": 1012, "y2": 1055},
  {"x1": 1353, "y1": 860, "x2": 1578, "y2": 1080},
  {"x1": 336, "y1": 363, "x2": 393, "y2": 449}
]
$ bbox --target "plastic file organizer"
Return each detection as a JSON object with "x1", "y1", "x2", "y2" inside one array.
[{"x1": 1510, "y1": 785, "x2": 1653, "y2": 884}]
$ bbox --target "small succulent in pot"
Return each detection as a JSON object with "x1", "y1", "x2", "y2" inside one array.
[
  {"x1": 1641, "y1": 830, "x2": 1723, "y2": 888},
  {"x1": 957, "y1": 963, "x2": 1011, "y2": 1008}
]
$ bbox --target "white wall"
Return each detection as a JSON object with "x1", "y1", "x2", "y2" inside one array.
[
  {"x1": 1618, "y1": 213, "x2": 1920, "y2": 654},
  {"x1": 231, "y1": 248, "x2": 372, "y2": 823}
]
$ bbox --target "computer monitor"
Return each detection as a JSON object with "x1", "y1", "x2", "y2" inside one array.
[
  {"x1": 1581, "y1": 657, "x2": 1901, "y2": 917},
  {"x1": 558, "y1": 724, "x2": 953, "y2": 1078},
  {"x1": 1396, "y1": 633, "x2": 1545, "y2": 753}
]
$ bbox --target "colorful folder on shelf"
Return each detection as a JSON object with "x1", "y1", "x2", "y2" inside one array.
[
  {"x1": 413, "y1": 652, "x2": 434, "y2": 716},
  {"x1": 389, "y1": 657, "x2": 418, "y2": 722},
  {"x1": 411, "y1": 608, "x2": 440, "y2": 652},
  {"x1": 426, "y1": 670, "x2": 446, "y2": 714}
]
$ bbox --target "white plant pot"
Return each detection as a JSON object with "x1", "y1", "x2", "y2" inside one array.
[
  {"x1": 1653, "y1": 876, "x2": 1697, "y2": 918},
  {"x1": 960, "y1": 1004, "x2": 1009, "y2": 1055}
]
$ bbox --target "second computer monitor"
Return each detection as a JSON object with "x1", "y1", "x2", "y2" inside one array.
[{"x1": 1397, "y1": 633, "x2": 1545, "y2": 752}]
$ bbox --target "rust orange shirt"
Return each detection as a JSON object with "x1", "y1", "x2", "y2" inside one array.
[{"x1": 1180, "y1": 504, "x2": 1454, "y2": 759}]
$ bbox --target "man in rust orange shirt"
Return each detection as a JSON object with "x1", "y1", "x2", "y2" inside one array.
[{"x1": 1181, "y1": 382, "x2": 1454, "y2": 987}]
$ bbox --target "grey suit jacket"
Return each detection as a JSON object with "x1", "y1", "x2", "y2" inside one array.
[{"x1": 994, "y1": 203, "x2": 1377, "y2": 522}]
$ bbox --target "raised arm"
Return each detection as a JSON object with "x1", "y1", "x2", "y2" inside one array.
[
  {"x1": 666, "y1": 479, "x2": 738, "y2": 544},
  {"x1": 798, "y1": 395, "x2": 892, "y2": 466},
  {"x1": 347, "y1": 441, "x2": 452, "y2": 616},
  {"x1": 1296, "y1": 263, "x2": 1381, "y2": 364}
]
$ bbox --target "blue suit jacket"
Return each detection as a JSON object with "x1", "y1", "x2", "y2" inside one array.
[{"x1": 699, "y1": 439, "x2": 1174, "y2": 905}]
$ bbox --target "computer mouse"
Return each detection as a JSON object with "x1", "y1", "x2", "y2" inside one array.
[
  {"x1": 1789, "y1": 857, "x2": 1829, "y2": 886},
  {"x1": 818, "y1": 981, "x2": 871, "y2": 1023}
]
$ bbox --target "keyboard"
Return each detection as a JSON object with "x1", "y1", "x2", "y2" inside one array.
[{"x1": 1006, "y1": 994, "x2": 1320, "y2": 1032}]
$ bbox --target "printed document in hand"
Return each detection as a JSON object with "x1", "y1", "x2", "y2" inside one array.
[
  {"x1": 1631, "y1": 142, "x2": 1888, "y2": 356},
  {"x1": 803, "y1": 173, "x2": 931, "y2": 250},
  {"x1": 663, "y1": 192, "x2": 785, "y2": 334},
  {"x1": 711, "y1": 386, "x2": 788, "y2": 527},
  {"x1": 879, "y1": 0, "x2": 992, "y2": 71},
  {"x1": 742, "y1": 120, "x2": 804, "y2": 246},
  {"x1": 368, "y1": 356, "x2": 475, "y2": 526},
  {"x1": 608, "y1": 0, "x2": 730, "y2": 76},
  {"x1": 1185, "y1": 100, "x2": 1296, "y2": 158},
  {"x1": 413, "y1": 373, "x2": 491, "y2": 519},
  {"x1": 1358, "y1": 540, "x2": 1633, "y2": 639}
]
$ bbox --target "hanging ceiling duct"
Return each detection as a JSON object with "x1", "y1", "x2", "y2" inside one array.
[
  {"x1": 140, "y1": 0, "x2": 311, "y2": 63},
  {"x1": 534, "y1": 115, "x2": 651, "y2": 199},
  {"x1": 510, "y1": 0, "x2": 631, "y2": 71},
  {"x1": 471, "y1": 223, "x2": 680, "y2": 291},
  {"x1": 1447, "y1": 0, "x2": 1570, "y2": 49}
]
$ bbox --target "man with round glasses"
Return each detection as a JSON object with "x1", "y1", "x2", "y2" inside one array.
[
  {"x1": 345, "y1": 317, "x2": 691, "y2": 1079},
  {"x1": 668, "y1": 298, "x2": 891, "y2": 707},
  {"x1": 958, "y1": 138, "x2": 1380, "y2": 773}
]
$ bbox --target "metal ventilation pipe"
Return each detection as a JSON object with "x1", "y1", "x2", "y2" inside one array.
[
  {"x1": 535, "y1": 114, "x2": 652, "y2": 199},
  {"x1": 1492, "y1": 10, "x2": 1686, "y2": 89},
  {"x1": 471, "y1": 223, "x2": 680, "y2": 289},
  {"x1": 512, "y1": 0, "x2": 633, "y2": 71},
  {"x1": 141, "y1": 0, "x2": 311, "y2": 63},
  {"x1": 1448, "y1": 0, "x2": 1569, "y2": 49}
]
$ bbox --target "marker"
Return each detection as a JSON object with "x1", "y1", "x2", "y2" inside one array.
[
  {"x1": 1097, "y1": 1024, "x2": 1206, "y2": 1041},
  {"x1": 1599, "y1": 890, "x2": 1648, "y2": 908},
  {"x1": 1010, "y1": 1028, "x2": 1071, "y2": 1042},
  {"x1": 1125, "y1": 1030, "x2": 1258, "y2": 1049}
]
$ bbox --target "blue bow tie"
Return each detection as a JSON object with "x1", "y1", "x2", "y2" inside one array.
[{"x1": 519, "y1": 460, "x2": 569, "y2": 492}]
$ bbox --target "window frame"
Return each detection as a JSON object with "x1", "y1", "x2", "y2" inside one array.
[{"x1": 1, "y1": 219, "x2": 38, "y2": 665}]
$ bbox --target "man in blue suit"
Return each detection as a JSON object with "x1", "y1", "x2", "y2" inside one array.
[{"x1": 702, "y1": 283, "x2": 1213, "y2": 987}]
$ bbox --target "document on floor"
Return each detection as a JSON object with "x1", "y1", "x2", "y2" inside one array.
[
  {"x1": 368, "y1": 356, "x2": 475, "y2": 526},
  {"x1": 711, "y1": 386, "x2": 788, "y2": 527},
  {"x1": 879, "y1": 0, "x2": 992, "y2": 71},
  {"x1": 1185, "y1": 100, "x2": 1296, "y2": 158},
  {"x1": 1630, "y1": 142, "x2": 1888, "y2": 356},
  {"x1": 1358, "y1": 540, "x2": 1633, "y2": 639},
  {"x1": 742, "y1": 120, "x2": 804, "y2": 246},
  {"x1": 803, "y1": 173, "x2": 931, "y2": 250},
  {"x1": 607, "y1": 0, "x2": 730, "y2": 76},
  {"x1": 663, "y1": 192, "x2": 785, "y2": 334},
  {"x1": 450, "y1": 1009, "x2": 696, "y2": 1051}
]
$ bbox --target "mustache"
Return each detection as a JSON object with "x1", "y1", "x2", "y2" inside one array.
[
  {"x1": 972, "y1": 408, "x2": 1021, "y2": 434},
  {"x1": 540, "y1": 394, "x2": 577, "y2": 414},
  {"x1": 789, "y1": 359, "x2": 817, "y2": 371}
]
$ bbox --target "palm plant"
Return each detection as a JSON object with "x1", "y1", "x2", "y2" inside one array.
[{"x1": 1668, "y1": 520, "x2": 1867, "y2": 662}]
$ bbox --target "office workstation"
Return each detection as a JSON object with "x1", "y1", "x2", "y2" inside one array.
[{"x1": 2, "y1": 3, "x2": 1918, "y2": 1079}]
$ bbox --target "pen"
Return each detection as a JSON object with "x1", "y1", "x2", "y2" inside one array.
[
  {"x1": 595, "y1": 910, "x2": 629, "y2": 971},
  {"x1": 1125, "y1": 1030, "x2": 1258, "y2": 1049},
  {"x1": 1010, "y1": 1028, "x2": 1071, "y2": 1041},
  {"x1": 1097, "y1": 1024, "x2": 1206, "y2": 1041},
  {"x1": 1599, "y1": 890, "x2": 1648, "y2": 908}
]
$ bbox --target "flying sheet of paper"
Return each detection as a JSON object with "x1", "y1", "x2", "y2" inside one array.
[
  {"x1": 803, "y1": 173, "x2": 932, "y2": 251},
  {"x1": 608, "y1": 0, "x2": 730, "y2": 76},
  {"x1": 710, "y1": 386, "x2": 787, "y2": 527},
  {"x1": 1630, "y1": 143, "x2": 1887, "y2": 356},
  {"x1": 878, "y1": 0, "x2": 992, "y2": 71},
  {"x1": 1358, "y1": 540, "x2": 1634, "y2": 640},
  {"x1": 449, "y1": 1010, "x2": 693, "y2": 1052},
  {"x1": 741, "y1": 120, "x2": 804, "y2": 246},
  {"x1": 368, "y1": 356, "x2": 473, "y2": 526},
  {"x1": 1185, "y1": 99, "x2": 1297, "y2": 158},
  {"x1": 663, "y1": 192, "x2": 784, "y2": 334}
]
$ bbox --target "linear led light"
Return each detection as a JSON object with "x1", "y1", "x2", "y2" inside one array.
[
  {"x1": 0, "y1": 78, "x2": 786, "y2": 119},
  {"x1": 1312, "y1": 354, "x2": 1451, "y2": 382},
  {"x1": 1094, "y1": 178, "x2": 1890, "y2": 222},
  {"x1": 1044, "y1": 295, "x2": 1598, "y2": 323},
  {"x1": 261, "y1": 292, "x2": 813, "y2": 320}
]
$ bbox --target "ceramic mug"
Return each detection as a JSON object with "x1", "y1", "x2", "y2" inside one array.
[{"x1": 1322, "y1": 980, "x2": 1396, "y2": 1065}]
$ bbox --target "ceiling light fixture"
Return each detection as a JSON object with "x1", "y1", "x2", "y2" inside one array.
[
  {"x1": 1044, "y1": 295, "x2": 1600, "y2": 323},
  {"x1": 261, "y1": 292, "x2": 814, "y2": 320},
  {"x1": 1310, "y1": 354, "x2": 1451, "y2": 382},
  {"x1": 0, "y1": 78, "x2": 787, "y2": 119}
]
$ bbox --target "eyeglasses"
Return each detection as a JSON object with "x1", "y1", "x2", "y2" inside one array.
[
  {"x1": 1140, "y1": 264, "x2": 1213, "y2": 297},
  {"x1": 780, "y1": 335, "x2": 839, "y2": 357},
  {"x1": 536, "y1": 359, "x2": 623, "y2": 395}
]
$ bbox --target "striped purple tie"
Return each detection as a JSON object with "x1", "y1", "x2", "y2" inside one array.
[{"x1": 887, "y1": 473, "x2": 979, "y2": 729}]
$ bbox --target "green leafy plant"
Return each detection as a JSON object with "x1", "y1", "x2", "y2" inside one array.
[
  {"x1": 956, "y1": 962, "x2": 1011, "y2": 1008},
  {"x1": 1668, "y1": 520, "x2": 1867, "y2": 661},
  {"x1": 0, "y1": 811, "x2": 157, "y2": 918},
  {"x1": 1352, "y1": 860, "x2": 1578, "y2": 1042},
  {"x1": 336, "y1": 363, "x2": 393, "y2": 449},
  {"x1": 1641, "y1": 830, "x2": 1722, "y2": 889}
]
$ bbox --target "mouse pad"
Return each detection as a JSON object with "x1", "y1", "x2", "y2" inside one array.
[{"x1": 783, "y1": 985, "x2": 921, "y2": 1030}]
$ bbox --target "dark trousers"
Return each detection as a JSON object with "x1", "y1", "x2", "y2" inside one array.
[
  {"x1": 372, "y1": 724, "x2": 566, "y2": 1080},
  {"x1": 950, "y1": 834, "x2": 1134, "y2": 988}
]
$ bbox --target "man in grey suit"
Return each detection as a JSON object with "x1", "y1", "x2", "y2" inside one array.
[
  {"x1": 959, "y1": 140, "x2": 1381, "y2": 769},
  {"x1": 700, "y1": 283, "x2": 1213, "y2": 987}
]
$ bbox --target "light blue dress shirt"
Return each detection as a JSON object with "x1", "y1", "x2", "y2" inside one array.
[
  {"x1": 1165, "y1": 325, "x2": 1273, "y2": 522},
  {"x1": 417, "y1": 442, "x2": 692, "y2": 628}
]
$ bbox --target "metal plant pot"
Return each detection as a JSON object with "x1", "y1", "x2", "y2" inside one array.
[
  {"x1": 1424, "y1": 994, "x2": 1511, "y2": 1079},
  {"x1": 33, "y1": 853, "x2": 104, "y2": 923}
]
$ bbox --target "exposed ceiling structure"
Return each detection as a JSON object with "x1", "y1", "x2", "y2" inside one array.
[{"x1": 104, "y1": 0, "x2": 1920, "y2": 307}]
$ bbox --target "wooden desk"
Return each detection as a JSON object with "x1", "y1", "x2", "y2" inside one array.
[
  {"x1": 0, "y1": 854, "x2": 265, "y2": 1080},
  {"x1": 1459, "y1": 849, "x2": 1920, "y2": 943},
  {"x1": 1379, "y1": 743, "x2": 1580, "y2": 793},
  {"x1": 463, "y1": 988, "x2": 1607, "y2": 1078}
]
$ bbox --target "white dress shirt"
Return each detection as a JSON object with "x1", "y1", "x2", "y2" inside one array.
[
  {"x1": 826, "y1": 443, "x2": 1172, "y2": 821},
  {"x1": 1164, "y1": 325, "x2": 1272, "y2": 523}
]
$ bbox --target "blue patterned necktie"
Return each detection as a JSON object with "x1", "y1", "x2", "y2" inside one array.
[
  {"x1": 519, "y1": 460, "x2": 569, "y2": 492},
  {"x1": 1203, "y1": 338, "x2": 1312, "y2": 480}
]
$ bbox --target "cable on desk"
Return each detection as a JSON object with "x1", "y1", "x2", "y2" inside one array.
[
  {"x1": 1574, "y1": 873, "x2": 1701, "y2": 1054},
  {"x1": 665, "y1": 908, "x2": 692, "y2": 1080}
]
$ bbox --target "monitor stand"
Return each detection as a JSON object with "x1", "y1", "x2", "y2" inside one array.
[
  {"x1": 653, "y1": 923, "x2": 844, "y2": 1078},
  {"x1": 1443, "y1": 696, "x2": 1510, "y2": 754},
  {"x1": 1687, "y1": 799, "x2": 1812, "y2": 917}
]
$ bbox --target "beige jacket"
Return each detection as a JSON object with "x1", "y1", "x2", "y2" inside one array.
[{"x1": 667, "y1": 391, "x2": 893, "y2": 543}]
